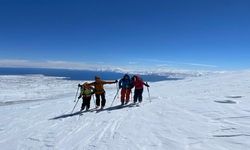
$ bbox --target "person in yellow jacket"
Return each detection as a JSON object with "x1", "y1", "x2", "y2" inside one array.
[
  {"x1": 89, "y1": 76, "x2": 118, "y2": 109},
  {"x1": 78, "y1": 82, "x2": 95, "y2": 111}
]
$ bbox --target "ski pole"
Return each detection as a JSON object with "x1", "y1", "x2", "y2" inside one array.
[
  {"x1": 110, "y1": 89, "x2": 119, "y2": 107},
  {"x1": 74, "y1": 86, "x2": 80, "y2": 102},
  {"x1": 146, "y1": 82, "x2": 151, "y2": 102},
  {"x1": 110, "y1": 83, "x2": 120, "y2": 107},
  {"x1": 130, "y1": 90, "x2": 133, "y2": 102},
  {"x1": 71, "y1": 86, "x2": 80, "y2": 113},
  {"x1": 92, "y1": 94, "x2": 95, "y2": 105},
  {"x1": 71, "y1": 97, "x2": 81, "y2": 114}
]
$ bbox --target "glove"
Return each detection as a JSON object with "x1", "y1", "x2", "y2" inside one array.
[
  {"x1": 115, "y1": 80, "x2": 118, "y2": 83},
  {"x1": 78, "y1": 84, "x2": 81, "y2": 87},
  {"x1": 78, "y1": 96, "x2": 81, "y2": 99}
]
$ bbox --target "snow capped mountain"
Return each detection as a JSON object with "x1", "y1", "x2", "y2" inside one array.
[{"x1": 0, "y1": 71, "x2": 250, "y2": 150}]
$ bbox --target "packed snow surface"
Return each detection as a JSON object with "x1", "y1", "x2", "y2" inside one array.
[{"x1": 0, "y1": 72, "x2": 250, "y2": 150}]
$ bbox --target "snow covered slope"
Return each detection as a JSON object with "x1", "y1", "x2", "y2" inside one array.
[
  {"x1": 0, "y1": 72, "x2": 250, "y2": 150},
  {"x1": 0, "y1": 75, "x2": 77, "y2": 104}
]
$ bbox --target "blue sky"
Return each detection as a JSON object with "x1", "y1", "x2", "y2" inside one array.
[{"x1": 0, "y1": 0, "x2": 249, "y2": 71}]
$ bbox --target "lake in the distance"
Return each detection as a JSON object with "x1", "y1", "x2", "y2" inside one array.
[{"x1": 0, "y1": 67, "x2": 181, "y2": 82}]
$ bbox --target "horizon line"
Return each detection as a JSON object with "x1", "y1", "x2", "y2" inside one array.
[{"x1": 0, "y1": 59, "x2": 244, "y2": 73}]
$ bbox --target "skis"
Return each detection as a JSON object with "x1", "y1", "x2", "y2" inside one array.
[
  {"x1": 120, "y1": 102, "x2": 140, "y2": 108},
  {"x1": 79, "y1": 106, "x2": 105, "y2": 114},
  {"x1": 71, "y1": 101, "x2": 143, "y2": 118},
  {"x1": 78, "y1": 108, "x2": 96, "y2": 116},
  {"x1": 95, "y1": 108, "x2": 103, "y2": 113},
  {"x1": 132, "y1": 102, "x2": 140, "y2": 107}
]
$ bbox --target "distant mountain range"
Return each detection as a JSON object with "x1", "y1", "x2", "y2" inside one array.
[{"x1": 0, "y1": 67, "x2": 188, "y2": 82}]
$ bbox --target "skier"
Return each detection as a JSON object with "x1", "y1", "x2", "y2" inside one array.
[
  {"x1": 78, "y1": 82, "x2": 95, "y2": 111},
  {"x1": 119, "y1": 74, "x2": 132, "y2": 105},
  {"x1": 131, "y1": 75, "x2": 149, "y2": 104},
  {"x1": 89, "y1": 76, "x2": 118, "y2": 109}
]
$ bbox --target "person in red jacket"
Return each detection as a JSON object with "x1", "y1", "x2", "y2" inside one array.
[{"x1": 131, "y1": 75, "x2": 149, "y2": 104}]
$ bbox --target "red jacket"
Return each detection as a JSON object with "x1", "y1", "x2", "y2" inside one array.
[{"x1": 133, "y1": 76, "x2": 147, "y2": 89}]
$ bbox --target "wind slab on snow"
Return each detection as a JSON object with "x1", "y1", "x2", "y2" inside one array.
[{"x1": 0, "y1": 72, "x2": 250, "y2": 150}]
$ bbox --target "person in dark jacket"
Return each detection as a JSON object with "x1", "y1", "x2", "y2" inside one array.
[
  {"x1": 89, "y1": 76, "x2": 118, "y2": 109},
  {"x1": 131, "y1": 75, "x2": 149, "y2": 104},
  {"x1": 119, "y1": 74, "x2": 132, "y2": 105}
]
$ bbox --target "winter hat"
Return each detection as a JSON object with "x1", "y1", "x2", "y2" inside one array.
[{"x1": 95, "y1": 76, "x2": 100, "y2": 80}]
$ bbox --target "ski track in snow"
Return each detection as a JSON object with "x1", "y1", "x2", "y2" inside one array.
[{"x1": 1, "y1": 72, "x2": 250, "y2": 150}]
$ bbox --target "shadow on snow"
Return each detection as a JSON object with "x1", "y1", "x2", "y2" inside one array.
[{"x1": 49, "y1": 103, "x2": 136, "y2": 120}]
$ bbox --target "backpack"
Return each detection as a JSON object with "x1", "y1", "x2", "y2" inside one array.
[{"x1": 80, "y1": 87, "x2": 93, "y2": 97}]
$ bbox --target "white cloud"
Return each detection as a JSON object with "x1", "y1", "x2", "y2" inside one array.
[
  {"x1": 0, "y1": 59, "x2": 29, "y2": 67},
  {"x1": 136, "y1": 58, "x2": 218, "y2": 68},
  {"x1": 0, "y1": 59, "x2": 219, "y2": 76},
  {"x1": 156, "y1": 64, "x2": 170, "y2": 67},
  {"x1": 183, "y1": 63, "x2": 217, "y2": 68},
  {"x1": 0, "y1": 59, "x2": 94, "y2": 70},
  {"x1": 128, "y1": 61, "x2": 138, "y2": 65}
]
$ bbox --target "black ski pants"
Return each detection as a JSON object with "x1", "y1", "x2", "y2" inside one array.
[
  {"x1": 134, "y1": 89, "x2": 143, "y2": 103},
  {"x1": 81, "y1": 96, "x2": 91, "y2": 110},
  {"x1": 95, "y1": 92, "x2": 106, "y2": 107}
]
